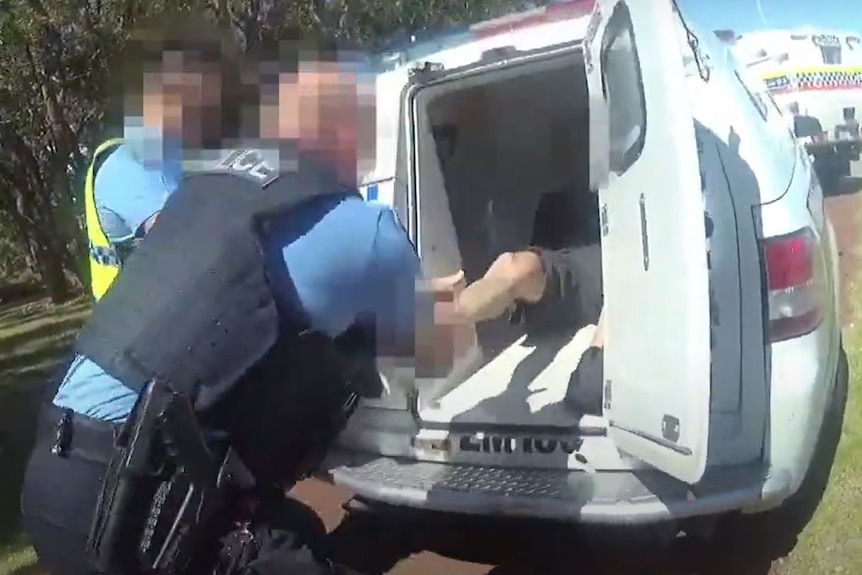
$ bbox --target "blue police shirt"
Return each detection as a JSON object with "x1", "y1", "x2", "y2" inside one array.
[
  {"x1": 95, "y1": 121, "x2": 183, "y2": 240},
  {"x1": 54, "y1": 193, "x2": 422, "y2": 423},
  {"x1": 93, "y1": 144, "x2": 178, "y2": 241},
  {"x1": 53, "y1": 125, "x2": 183, "y2": 420}
]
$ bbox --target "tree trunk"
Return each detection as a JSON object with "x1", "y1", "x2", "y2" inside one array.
[
  {"x1": 31, "y1": 233, "x2": 74, "y2": 304},
  {"x1": 18, "y1": 202, "x2": 78, "y2": 303},
  {"x1": 53, "y1": 180, "x2": 87, "y2": 287}
]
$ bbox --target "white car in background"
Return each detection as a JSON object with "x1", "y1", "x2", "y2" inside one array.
[{"x1": 325, "y1": 0, "x2": 849, "y2": 549}]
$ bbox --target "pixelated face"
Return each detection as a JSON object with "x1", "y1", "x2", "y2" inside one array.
[
  {"x1": 183, "y1": 66, "x2": 226, "y2": 147},
  {"x1": 355, "y1": 67, "x2": 377, "y2": 174},
  {"x1": 298, "y1": 60, "x2": 356, "y2": 146},
  {"x1": 187, "y1": 63, "x2": 227, "y2": 147},
  {"x1": 278, "y1": 58, "x2": 376, "y2": 166},
  {"x1": 143, "y1": 51, "x2": 224, "y2": 145}
]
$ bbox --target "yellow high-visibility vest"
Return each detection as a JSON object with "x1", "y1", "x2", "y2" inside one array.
[{"x1": 83, "y1": 138, "x2": 125, "y2": 300}]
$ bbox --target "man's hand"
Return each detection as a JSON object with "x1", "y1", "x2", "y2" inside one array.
[
  {"x1": 454, "y1": 251, "x2": 547, "y2": 324},
  {"x1": 427, "y1": 270, "x2": 465, "y2": 295},
  {"x1": 591, "y1": 307, "x2": 606, "y2": 348}
]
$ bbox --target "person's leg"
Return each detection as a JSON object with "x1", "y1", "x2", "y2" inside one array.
[
  {"x1": 20, "y1": 434, "x2": 108, "y2": 575},
  {"x1": 257, "y1": 491, "x2": 329, "y2": 558},
  {"x1": 20, "y1": 517, "x2": 93, "y2": 575},
  {"x1": 564, "y1": 344, "x2": 604, "y2": 415},
  {"x1": 325, "y1": 511, "x2": 417, "y2": 575},
  {"x1": 217, "y1": 501, "x2": 367, "y2": 575},
  {"x1": 20, "y1": 403, "x2": 117, "y2": 575}
]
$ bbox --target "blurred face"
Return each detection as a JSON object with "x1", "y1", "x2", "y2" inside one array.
[
  {"x1": 272, "y1": 57, "x2": 376, "y2": 179},
  {"x1": 355, "y1": 70, "x2": 377, "y2": 176},
  {"x1": 178, "y1": 65, "x2": 224, "y2": 147},
  {"x1": 142, "y1": 53, "x2": 223, "y2": 146}
]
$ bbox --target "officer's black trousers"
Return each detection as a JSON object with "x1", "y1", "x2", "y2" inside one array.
[
  {"x1": 20, "y1": 404, "x2": 362, "y2": 575},
  {"x1": 20, "y1": 406, "x2": 116, "y2": 575}
]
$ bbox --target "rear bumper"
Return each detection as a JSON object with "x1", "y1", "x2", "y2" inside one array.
[{"x1": 326, "y1": 453, "x2": 791, "y2": 525}]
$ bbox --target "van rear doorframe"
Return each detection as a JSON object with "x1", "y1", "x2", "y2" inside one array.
[
  {"x1": 402, "y1": 40, "x2": 585, "y2": 251},
  {"x1": 400, "y1": 41, "x2": 590, "y2": 435}
]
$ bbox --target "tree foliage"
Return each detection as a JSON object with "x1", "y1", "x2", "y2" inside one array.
[{"x1": 0, "y1": 0, "x2": 546, "y2": 303}]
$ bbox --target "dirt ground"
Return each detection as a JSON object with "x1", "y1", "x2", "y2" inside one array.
[{"x1": 288, "y1": 172, "x2": 862, "y2": 575}]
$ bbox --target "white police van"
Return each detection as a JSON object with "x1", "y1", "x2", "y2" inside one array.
[{"x1": 330, "y1": 0, "x2": 848, "y2": 545}]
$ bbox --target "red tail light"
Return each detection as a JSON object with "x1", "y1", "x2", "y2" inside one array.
[{"x1": 762, "y1": 228, "x2": 824, "y2": 342}]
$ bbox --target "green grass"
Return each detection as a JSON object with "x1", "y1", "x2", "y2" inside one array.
[
  {"x1": 0, "y1": 538, "x2": 36, "y2": 575},
  {"x1": 771, "y1": 278, "x2": 862, "y2": 575},
  {"x1": 0, "y1": 298, "x2": 90, "y2": 391},
  {"x1": 0, "y1": 297, "x2": 90, "y2": 575}
]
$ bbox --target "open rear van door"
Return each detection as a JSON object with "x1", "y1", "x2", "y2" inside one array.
[{"x1": 585, "y1": 0, "x2": 712, "y2": 484}]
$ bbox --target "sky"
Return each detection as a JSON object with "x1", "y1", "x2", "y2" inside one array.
[{"x1": 677, "y1": 0, "x2": 860, "y2": 34}]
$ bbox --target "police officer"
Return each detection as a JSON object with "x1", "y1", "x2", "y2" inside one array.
[
  {"x1": 84, "y1": 17, "x2": 236, "y2": 301},
  {"x1": 50, "y1": 12, "x2": 239, "y2": 500},
  {"x1": 21, "y1": 34, "x2": 456, "y2": 575},
  {"x1": 23, "y1": 20, "x2": 245, "y2": 575}
]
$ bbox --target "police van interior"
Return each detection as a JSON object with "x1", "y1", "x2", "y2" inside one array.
[
  {"x1": 410, "y1": 53, "x2": 605, "y2": 429},
  {"x1": 329, "y1": 0, "x2": 815, "y2": 528}
]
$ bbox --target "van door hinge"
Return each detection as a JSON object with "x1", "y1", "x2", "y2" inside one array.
[
  {"x1": 408, "y1": 61, "x2": 444, "y2": 80},
  {"x1": 603, "y1": 380, "x2": 612, "y2": 410},
  {"x1": 671, "y1": 0, "x2": 710, "y2": 82},
  {"x1": 639, "y1": 194, "x2": 649, "y2": 271},
  {"x1": 600, "y1": 204, "x2": 609, "y2": 236}
]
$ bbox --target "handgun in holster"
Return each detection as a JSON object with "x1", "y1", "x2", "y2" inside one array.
[{"x1": 86, "y1": 379, "x2": 254, "y2": 575}]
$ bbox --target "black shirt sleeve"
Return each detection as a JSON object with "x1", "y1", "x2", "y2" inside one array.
[{"x1": 518, "y1": 242, "x2": 603, "y2": 332}]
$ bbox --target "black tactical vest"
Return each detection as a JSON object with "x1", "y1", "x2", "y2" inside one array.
[{"x1": 75, "y1": 150, "x2": 361, "y2": 409}]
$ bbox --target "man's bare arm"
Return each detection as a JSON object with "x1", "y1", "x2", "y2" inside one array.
[
  {"x1": 590, "y1": 307, "x2": 605, "y2": 348},
  {"x1": 142, "y1": 212, "x2": 160, "y2": 233}
]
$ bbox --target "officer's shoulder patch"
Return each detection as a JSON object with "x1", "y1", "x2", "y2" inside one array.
[{"x1": 193, "y1": 149, "x2": 280, "y2": 188}]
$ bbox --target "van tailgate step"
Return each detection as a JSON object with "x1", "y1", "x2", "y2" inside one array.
[{"x1": 328, "y1": 455, "x2": 773, "y2": 524}]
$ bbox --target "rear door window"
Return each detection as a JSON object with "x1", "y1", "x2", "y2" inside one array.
[{"x1": 601, "y1": 10, "x2": 646, "y2": 174}]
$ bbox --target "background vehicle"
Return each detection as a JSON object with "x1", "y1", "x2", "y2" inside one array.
[
  {"x1": 716, "y1": 28, "x2": 862, "y2": 193},
  {"x1": 332, "y1": 0, "x2": 848, "y2": 549}
]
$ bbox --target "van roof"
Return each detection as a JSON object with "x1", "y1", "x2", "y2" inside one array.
[{"x1": 371, "y1": 0, "x2": 595, "y2": 73}]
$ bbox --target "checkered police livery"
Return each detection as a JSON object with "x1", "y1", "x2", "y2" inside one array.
[{"x1": 763, "y1": 67, "x2": 862, "y2": 93}]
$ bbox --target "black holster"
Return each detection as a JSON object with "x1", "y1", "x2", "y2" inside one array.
[{"x1": 86, "y1": 380, "x2": 253, "y2": 575}]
